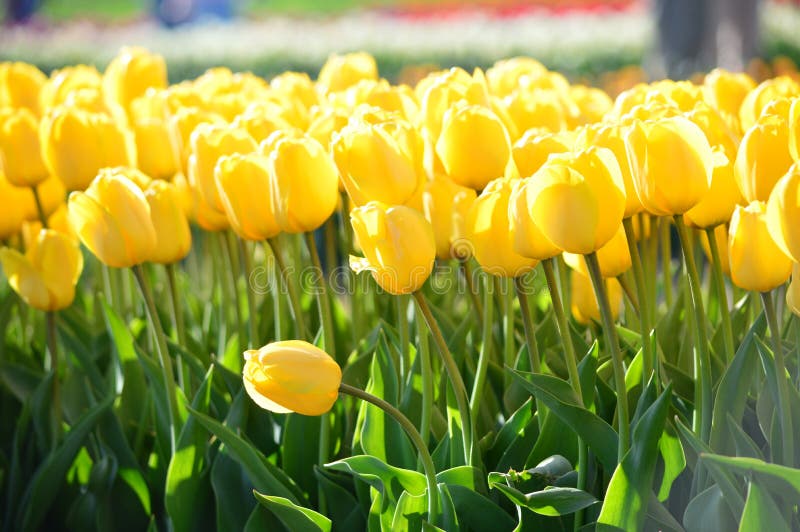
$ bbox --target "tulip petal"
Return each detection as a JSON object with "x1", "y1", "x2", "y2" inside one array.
[{"x1": 0, "y1": 247, "x2": 51, "y2": 310}]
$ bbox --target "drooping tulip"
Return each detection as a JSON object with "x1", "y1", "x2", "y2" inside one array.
[
  {"x1": 350, "y1": 202, "x2": 436, "y2": 295},
  {"x1": 243, "y1": 340, "x2": 342, "y2": 416},
  {"x1": 728, "y1": 201, "x2": 792, "y2": 292}
]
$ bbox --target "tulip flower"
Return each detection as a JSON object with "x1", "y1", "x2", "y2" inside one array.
[
  {"x1": 525, "y1": 147, "x2": 626, "y2": 254},
  {"x1": 734, "y1": 115, "x2": 794, "y2": 203},
  {"x1": 0, "y1": 108, "x2": 47, "y2": 187},
  {"x1": 503, "y1": 89, "x2": 568, "y2": 135},
  {"x1": 766, "y1": 165, "x2": 800, "y2": 262},
  {"x1": 132, "y1": 117, "x2": 182, "y2": 181},
  {"x1": 570, "y1": 269, "x2": 623, "y2": 325},
  {"x1": 39, "y1": 65, "x2": 103, "y2": 111},
  {"x1": 485, "y1": 57, "x2": 549, "y2": 97},
  {"x1": 243, "y1": 340, "x2": 342, "y2": 416},
  {"x1": 787, "y1": 263, "x2": 800, "y2": 316},
  {"x1": 422, "y1": 176, "x2": 477, "y2": 260},
  {"x1": 266, "y1": 133, "x2": 339, "y2": 233},
  {"x1": 317, "y1": 52, "x2": 378, "y2": 94},
  {"x1": 508, "y1": 178, "x2": 562, "y2": 261},
  {"x1": 435, "y1": 102, "x2": 513, "y2": 190},
  {"x1": 143, "y1": 180, "x2": 192, "y2": 264},
  {"x1": 467, "y1": 178, "x2": 539, "y2": 277},
  {"x1": 728, "y1": 201, "x2": 792, "y2": 292},
  {"x1": 739, "y1": 76, "x2": 800, "y2": 132},
  {"x1": 0, "y1": 62, "x2": 46, "y2": 114},
  {"x1": 40, "y1": 106, "x2": 136, "y2": 191},
  {"x1": 67, "y1": 168, "x2": 157, "y2": 268},
  {"x1": 215, "y1": 153, "x2": 280, "y2": 241},
  {"x1": 563, "y1": 224, "x2": 632, "y2": 278},
  {"x1": 103, "y1": 47, "x2": 168, "y2": 115},
  {"x1": 684, "y1": 149, "x2": 742, "y2": 229},
  {"x1": 684, "y1": 102, "x2": 739, "y2": 160},
  {"x1": 512, "y1": 129, "x2": 572, "y2": 179},
  {"x1": 0, "y1": 229, "x2": 83, "y2": 311},
  {"x1": 419, "y1": 67, "x2": 490, "y2": 141},
  {"x1": 188, "y1": 122, "x2": 257, "y2": 213},
  {"x1": 350, "y1": 202, "x2": 436, "y2": 295},
  {"x1": 270, "y1": 71, "x2": 320, "y2": 116},
  {"x1": 626, "y1": 116, "x2": 714, "y2": 216},
  {"x1": 702, "y1": 68, "x2": 755, "y2": 122}
]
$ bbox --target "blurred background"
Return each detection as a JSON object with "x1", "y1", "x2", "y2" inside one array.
[{"x1": 2, "y1": 0, "x2": 800, "y2": 92}]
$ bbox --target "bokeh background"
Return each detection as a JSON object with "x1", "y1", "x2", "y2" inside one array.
[{"x1": 2, "y1": 0, "x2": 800, "y2": 94}]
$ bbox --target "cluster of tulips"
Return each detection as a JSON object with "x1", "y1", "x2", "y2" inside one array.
[{"x1": 2, "y1": 46, "x2": 800, "y2": 530}]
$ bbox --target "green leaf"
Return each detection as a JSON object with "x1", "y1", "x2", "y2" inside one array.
[
  {"x1": 212, "y1": 449, "x2": 258, "y2": 531},
  {"x1": 508, "y1": 369, "x2": 618, "y2": 471},
  {"x1": 738, "y1": 481, "x2": 790, "y2": 532},
  {"x1": 325, "y1": 455, "x2": 426, "y2": 501},
  {"x1": 281, "y1": 413, "x2": 321, "y2": 505},
  {"x1": 656, "y1": 423, "x2": 685, "y2": 501},
  {"x1": 598, "y1": 384, "x2": 672, "y2": 530},
  {"x1": 682, "y1": 485, "x2": 737, "y2": 532},
  {"x1": 254, "y1": 493, "x2": 332, "y2": 532},
  {"x1": 699, "y1": 454, "x2": 800, "y2": 499},
  {"x1": 489, "y1": 483, "x2": 597, "y2": 517},
  {"x1": 448, "y1": 485, "x2": 516, "y2": 531},
  {"x1": 313, "y1": 467, "x2": 366, "y2": 532},
  {"x1": 391, "y1": 490, "x2": 428, "y2": 531},
  {"x1": 19, "y1": 394, "x2": 114, "y2": 532},
  {"x1": 437, "y1": 483, "x2": 459, "y2": 531}
]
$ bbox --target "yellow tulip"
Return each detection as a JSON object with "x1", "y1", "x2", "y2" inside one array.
[
  {"x1": 350, "y1": 202, "x2": 436, "y2": 295},
  {"x1": 40, "y1": 106, "x2": 136, "y2": 191},
  {"x1": 243, "y1": 340, "x2": 342, "y2": 416},
  {"x1": 567, "y1": 85, "x2": 613, "y2": 126},
  {"x1": 144, "y1": 180, "x2": 192, "y2": 264},
  {"x1": 607, "y1": 83, "x2": 650, "y2": 121},
  {"x1": 435, "y1": 102, "x2": 513, "y2": 190},
  {"x1": 215, "y1": 153, "x2": 279, "y2": 241},
  {"x1": 508, "y1": 178, "x2": 561, "y2": 261},
  {"x1": 525, "y1": 148, "x2": 626, "y2": 254},
  {"x1": 739, "y1": 76, "x2": 800, "y2": 132},
  {"x1": 232, "y1": 103, "x2": 294, "y2": 144},
  {"x1": 699, "y1": 224, "x2": 731, "y2": 276},
  {"x1": 570, "y1": 269, "x2": 622, "y2": 325},
  {"x1": 684, "y1": 149, "x2": 742, "y2": 229},
  {"x1": 485, "y1": 57, "x2": 548, "y2": 97},
  {"x1": 563, "y1": 223, "x2": 632, "y2": 278},
  {"x1": 503, "y1": 89, "x2": 568, "y2": 134},
  {"x1": 171, "y1": 106, "x2": 224, "y2": 174},
  {"x1": 266, "y1": 133, "x2": 339, "y2": 233},
  {"x1": 103, "y1": 47, "x2": 168, "y2": 115},
  {"x1": 766, "y1": 165, "x2": 800, "y2": 262},
  {"x1": 786, "y1": 263, "x2": 800, "y2": 316},
  {"x1": 626, "y1": 116, "x2": 714, "y2": 216},
  {"x1": 0, "y1": 107, "x2": 47, "y2": 187},
  {"x1": 512, "y1": 128, "x2": 572, "y2": 179},
  {"x1": 702, "y1": 68, "x2": 755, "y2": 120},
  {"x1": 734, "y1": 115, "x2": 794, "y2": 202},
  {"x1": 270, "y1": 71, "x2": 320, "y2": 116},
  {"x1": 467, "y1": 178, "x2": 538, "y2": 277},
  {"x1": 419, "y1": 67, "x2": 490, "y2": 141},
  {"x1": 647, "y1": 80, "x2": 704, "y2": 112},
  {"x1": 333, "y1": 116, "x2": 421, "y2": 206},
  {"x1": 39, "y1": 65, "x2": 103, "y2": 111},
  {"x1": 67, "y1": 168, "x2": 157, "y2": 268},
  {"x1": 317, "y1": 52, "x2": 378, "y2": 94},
  {"x1": 32, "y1": 175, "x2": 67, "y2": 219},
  {"x1": 0, "y1": 229, "x2": 83, "y2": 311},
  {"x1": 0, "y1": 62, "x2": 46, "y2": 114},
  {"x1": 684, "y1": 102, "x2": 739, "y2": 160},
  {"x1": 132, "y1": 118, "x2": 182, "y2": 181},
  {"x1": 422, "y1": 176, "x2": 477, "y2": 260},
  {"x1": 728, "y1": 201, "x2": 792, "y2": 292},
  {"x1": 789, "y1": 98, "x2": 800, "y2": 164},
  {"x1": 188, "y1": 122, "x2": 257, "y2": 213},
  {"x1": 0, "y1": 176, "x2": 30, "y2": 239}
]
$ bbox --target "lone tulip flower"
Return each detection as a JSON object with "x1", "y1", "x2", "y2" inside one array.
[
  {"x1": 728, "y1": 201, "x2": 792, "y2": 292},
  {"x1": 243, "y1": 340, "x2": 342, "y2": 416},
  {"x1": 350, "y1": 202, "x2": 436, "y2": 295},
  {"x1": 0, "y1": 229, "x2": 83, "y2": 311}
]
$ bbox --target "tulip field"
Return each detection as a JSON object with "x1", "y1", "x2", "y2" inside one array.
[{"x1": 3, "y1": 48, "x2": 800, "y2": 531}]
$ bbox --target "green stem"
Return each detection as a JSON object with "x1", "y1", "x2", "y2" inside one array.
[
  {"x1": 211, "y1": 234, "x2": 229, "y2": 353},
  {"x1": 46, "y1": 311, "x2": 61, "y2": 447},
  {"x1": 224, "y1": 232, "x2": 246, "y2": 348},
  {"x1": 503, "y1": 279, "x2": 515, "y2": 382},
  {"x1": 263, "y1": 241, "x2": 283, "y2": 341},
  {"x1": 417, "y1": 311, "x2": 433, "y2": 446},
  {"x1": 165, "y1": 263, "x2": 187, "y2": 391},
  {"x1": 674, "y1": 216, "x2": 712, "y2": 443},
  {"x1": 339, "y1": 383, "x2": 440, "y2": 522},
  {"x1": 617, "y1": 273, "x2": 640, "y2": 315},
  {"x1": 706, "y1": 227, "x2": 735, "y2": 362},
  {"x1": 267, "y1": 237, "x2": 308, "y2": 340},
  {"x1": 238, "y1": 239, "x2": 259, "y2": 349},
  {"x1": 585, "y1": 252, "x2": 629, "y2": 461},
  {"x1": 396, "y1": 294, "x2": 410, "y2": 388},
  {"x1": 514, "y1": 275, "x2": 545, "y2": 432},
  {"x1": 133, "y1": 264, "x2": 179, "y2": 453},
  {"x1": 761, "y1": 291, "x2": 794, "y2": 466},
  {"x1": 470, "y1": 277, "x2": 494, "y2": 419},
  {"x1": 460, "y1": 259, "x2": 484, "y2": 325},
  {"x1": 661, "y1": 218, "x2": 673, "y2": 310},
  {"x1": 31, "y1": 186, "x2": 48, "y2": 228},
  {"x1": 623, "y1": 217, "x2": 655, "y2": 387},
  {"x1": 413, "y1": 291, "x2": 474, "y2": 466}
]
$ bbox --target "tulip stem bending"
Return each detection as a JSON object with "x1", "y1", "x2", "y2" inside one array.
[
  {"x1": 622, "y1": 217, "x2": 655, "y2": 387},
  {"x1": 267, "y1": 238, "x2": 308, "y2": 341},
  {"x1": 339, "y1": 383, "x2": 440, "y2": 522},
  {"x1": 761, "y1": 291, "x2": 794, "y2": 467},
  {"x1": 706, "y1": 227, "x2": 735, "y2": 362},
  {"x1": 413, "y1": 291, "x2": 474, "y2": 466},
  {"x1": 585, "y1": 252, "x2": 629, "y2": 461},
  {"x1": 674, "y1": 216, "x2": 712, "y2": 443},
  {"x1": 133, "y1": 264, "x2": 179, "y2": 453}
]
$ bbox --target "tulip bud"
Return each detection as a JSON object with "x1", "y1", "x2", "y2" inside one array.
[
  {"x1": 0, "y1": 62, "x2": 46, "y2": 114},
  {"x1": 728, "y1": 201, "x2": 792, "y2": 292},
  {"x1": 144, "y1": 180, "x2": 192, "y2": 264},
  {"x1": 188, "y1": 122, "x2": 257, "y2": 213},
  {"x1": 422, "y1": 176, "x2": 477, "y2": 260},
  {"x1": 512, "y1": 129, "x2": 572, "y2": 179},
  {"x1": 67, "y1": 168, "x2": 157, "y2": 268},
  {"x1": 563, "y1": 223, "x2": 632, "y2": 278},
  {"x1": 266, "y1": 133, "x2": 339, "y2": 233},
  {"x1": 787, "y1": 263, "x2": 800, "y2": 317},
  {"x1": 435, "y1": 102, "x2": 513, "y2": 190},
  {"x1": 317, "y1": 52, "x2": 378, "y2": 94},
  {"x1": 702, "y1": 68, "x2": 755, "y2": 121},
  {"x1": 570, "y1": 269, "x2": 623, "y2": 325},
  {"x1": 508, "y1": 178, "x2": 561, "y2": 261},
  {"x1": 0, "y1": 229, "x2": 83, "y2": 311},
  {"x1": 466, "y1": 178, "x2": 538, "y2": 277},
  {"x1": 739, "y1": 76, "x2": 800, "y2": 132},
  {"x1": 699, "y1": 224, "x2": 731, "y2": 276},
  {"x1": 0, "y1": 107, "x2": 47, "y2": 187},
  {"x1": 350, "y1": 202, "x2": 436, "y2": 295},
  {"x1": 525, "y1": 148, "x2": 626, "y2": 254},
  {"x1": 40, "y1": 106, "x2": 136, "y2": 191},
  {"x1": 734, "y1": 115, "x2": 794, "y2": 203},
  {"x1": 626, "y1": 116, "x2": 713, "y2": 216},
  {"x1": 766, "y1": 165, "x2": 800, "y2": 262},
  {"x1": 215, "y1": 153, "x2": 280, "y2": 241},
  {"x1": 684, "y1": 149, "x2": 742, "y2": 229},
  {"x1": 243, "y1": 340, "x2": 342, "y2": 416},
  {"x1": 103, "y1": 47, "x2": 168, "y2": 115}
]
